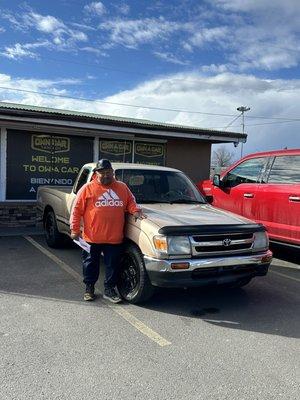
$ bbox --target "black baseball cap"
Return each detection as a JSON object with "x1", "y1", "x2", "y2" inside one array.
[{"x1": 94, "y1": 159, "x2": 113, "y2": 171}]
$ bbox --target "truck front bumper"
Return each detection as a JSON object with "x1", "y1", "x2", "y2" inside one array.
[{"x1": 144, "y1": 250, "x2": 272, "y2": 288}]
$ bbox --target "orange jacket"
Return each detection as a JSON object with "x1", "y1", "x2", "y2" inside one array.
[{"x1": 70, "y1": 178, "x2": 140, "y2": 244}]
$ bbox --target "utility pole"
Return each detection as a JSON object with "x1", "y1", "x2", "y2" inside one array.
[{"x1": 237, "y1": 106, "x2": 250, "y2": 158}]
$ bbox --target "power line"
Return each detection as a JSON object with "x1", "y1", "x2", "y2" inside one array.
[
  {"x1": 0, "y1": 86, "x2": 241, "y2": 117},
  {"x1": 17, "y1": 56, "x2": 300, "y2": 121},
  {"x1": 210, "y1": 119, "x2": 300, "y2": 129},
  {"x1": 223, "y1": 114, "x2": 242, "y2": 130},
  {"x1": 245, "y1": 120, "x2": 300, "y2": 127},
  {"x1": 1, "y1": 85, "x2": 300, "y2": 123}
]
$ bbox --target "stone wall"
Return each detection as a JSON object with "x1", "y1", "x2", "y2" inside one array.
[{"x1": 0, "y1": 202, "x2": 37, "y2": 228}]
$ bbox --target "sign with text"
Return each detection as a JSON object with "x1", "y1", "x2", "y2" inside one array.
[
  {"x1": 99, "y1": 139, "x2": 133, "y2": 162},
  {"x1": 134, "y1": 142, "x2": 165, "y2": 166},
  {"x1": 6, "y1": 130, "x2": 93, "y2": 200}
]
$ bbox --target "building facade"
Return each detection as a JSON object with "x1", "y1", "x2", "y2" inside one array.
[{"x1": 0, "y1": 102, "x2": 246, "y2": 227}]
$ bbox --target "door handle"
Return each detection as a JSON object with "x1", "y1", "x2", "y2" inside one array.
[
  {"x1": 289, "y1": 196, "x2": 300, "y2": 202},
  {"x1": 243, "y1": 193, "x2": 254, "y2": 198}
]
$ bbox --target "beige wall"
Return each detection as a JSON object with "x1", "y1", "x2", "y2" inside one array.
[{"x1": 166, "y1": 139, "x2": 211, "y2": 182}]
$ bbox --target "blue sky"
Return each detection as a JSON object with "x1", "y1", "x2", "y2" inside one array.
[{"x1": 0, "y1": 0, "x2": 300, "y2": 157}]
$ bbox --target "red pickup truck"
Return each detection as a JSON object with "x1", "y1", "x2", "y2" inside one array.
[{"x1": 198, "y1": 149, "x2": 300, "y2": 248}]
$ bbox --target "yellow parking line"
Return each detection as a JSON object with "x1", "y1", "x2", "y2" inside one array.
[
  {"x1": 270, "y1": 270, "x2": 300, "y2": 283},
  {"x1": 24, "y1": 236, "x2": 171, "y2": 347},
  {"x1": 24, "y1": 236, "x2": 83, "y2": 282}
]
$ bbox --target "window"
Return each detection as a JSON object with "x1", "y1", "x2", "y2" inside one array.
[
  {"x1": 268, "y1": 155, "x2": 300, "y2": 183},
  {"x1": 73, "y1": 168, "x2": 91, "y2": 194},
  {"x1": 115, "y1": 169, "x2": 205, "y2": 203},
  {"x1": 99, "y1": 139, "x2": 133, "y2": 163},
  {"x1": 223, "y1": 158, "x2": 266, "y2": 188}
]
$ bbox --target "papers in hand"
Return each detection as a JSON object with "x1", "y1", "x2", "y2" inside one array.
[{"x1": 73, "y1": 237, "x2": 91, "y2": 253}]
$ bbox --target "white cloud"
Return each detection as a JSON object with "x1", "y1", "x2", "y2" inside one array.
[
  {"x1": 33, "y1": 14, "x2": 64, "y2": 33},
  {"x1": 80, "y1": 46, "x2": 108, "y2": 56},
  {"x1": 2, "y1": 10, "x2": 88, "y2": 52},
  {"x1": 84, "y1": 2, "x2": 106, "y2": 16},
  {"x1": 1, "y1": 71, "x2": 299, "y2": 155},
  {"x1": 70, "y1": 23, "x2": 97, "y2": 31},
  {"x1": 99, "y1": 18, "x2": 190, "y2": 48},
  {"x1": 1, "y1": 44, "x2": 36, "y2": 60},
  {"x1": 189, "y1": 26, "x2": 229, "y2": 47},
  {"x1": 115, "y1": 4, "x2": 130, "y2": 15},
  {"x1": 153, "y1": 51, "x2": 189, "y2": 66},
  {"x1": 0, "y1": 27, "x2": 5, "y2": 33},
  {"x1": 1, "y1": 41, "x2": 51, "y2": 60},
  {"x1": 201, "y1": 64, "x2": 229, "y2": 73},
  {"x1": 198, "y1": 1, "x2": 300, "y2": 72},
  {"x1": 182, "y1": 42, "x2": 193, "y2": 52},
  {"x1": 215, "y1": 0, "x2": 300, "y2": 18}
]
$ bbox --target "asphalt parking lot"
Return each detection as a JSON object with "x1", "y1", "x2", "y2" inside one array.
[{"x1": 0, "y1": 234, "x2": 299, "y2": 400}]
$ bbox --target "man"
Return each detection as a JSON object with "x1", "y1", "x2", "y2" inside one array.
[{"x1": 70, "y1": 159, "x2": 145, "y2": 303}]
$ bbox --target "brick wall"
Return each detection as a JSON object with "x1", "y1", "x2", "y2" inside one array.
[{"x1": 0, "y1": 202, "x2": 37, "y2": 228}]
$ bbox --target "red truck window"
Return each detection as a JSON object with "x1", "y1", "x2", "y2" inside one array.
[
  {"x1": 223, "y1": 157, "x2": 266, "y2": 188},
  {"x1": 268, "y1": 155, "x2": 300, "y2": 183}
]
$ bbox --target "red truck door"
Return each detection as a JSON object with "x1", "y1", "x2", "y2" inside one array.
[
  {"x1": 252, "y1": 155, "x2": 300, "y2": 245},
  {"x1": 212, "y1": 157, "x2": 268, "y2": 216}
]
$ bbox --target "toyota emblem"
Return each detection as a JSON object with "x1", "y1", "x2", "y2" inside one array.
[{"x1": 223, "y1": 238, "x2": 231, "y2": 246}]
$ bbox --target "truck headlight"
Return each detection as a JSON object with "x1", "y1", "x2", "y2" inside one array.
[
  {"x1": 153, "y1": 235, "x2": 191, "y2": 255},
  {"x1": 168, "y1": 236, "x2": 191, "y2": 255},
  {"x1": 253, "y1": 231, "x2": 269, "y2": 251}
]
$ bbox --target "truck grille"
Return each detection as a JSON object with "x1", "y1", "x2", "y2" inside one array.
[{"x1": 190, "y1": 232, "x2": 254, "y2": 257}]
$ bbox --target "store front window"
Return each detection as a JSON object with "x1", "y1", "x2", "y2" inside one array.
[
  {"x1": 99, "y1": 139, "x2": 165, "y2": 166},
  {"x1": 99, "y1": 139, "x2": 132, "y2": 163},
  {"x1": 6, "y1": 130, "x2": 93, "y2": 200}
]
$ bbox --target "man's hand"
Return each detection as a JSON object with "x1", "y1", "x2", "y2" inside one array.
[
  {"x1": 133, "y1": 209, "x2": 147, "y2": 221},
  {"x1": 71, "y1": 232, "x2": 81, "y2": 240}
]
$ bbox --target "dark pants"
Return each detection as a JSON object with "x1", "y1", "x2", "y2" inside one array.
[{"x1": 82, "y1": 243, "x2": 123, "y2": 290}]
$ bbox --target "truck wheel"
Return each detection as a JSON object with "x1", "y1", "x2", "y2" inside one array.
[
  {"x1": 44, "y1": 211, "x2": 66, "y2": 248},
  {"x1": 117, "y1": 243, "x2": 155, "y2": 304}
]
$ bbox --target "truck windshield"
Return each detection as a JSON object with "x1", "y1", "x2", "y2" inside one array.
[{"x1": 115, "y1": 169, "x2": 206, "y2": 204}]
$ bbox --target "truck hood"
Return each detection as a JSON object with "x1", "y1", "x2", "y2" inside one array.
[{"x1": 141, "y1": 203, "x2": 253, "y2": 229}]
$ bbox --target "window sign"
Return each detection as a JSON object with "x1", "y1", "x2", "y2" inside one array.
[
  {"x1": 134, "y1": 141, "x2": 165, "y2": 166},
  {"x1": 6, "y1": 130, "x2": 93, "y2": 200},
  {"x1": 99, "y1": 139, "x2": 132, "y2": 162}
]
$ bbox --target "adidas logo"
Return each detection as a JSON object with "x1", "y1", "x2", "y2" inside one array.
[{"x1": 95, "y1": 189, "x2": 124, "y2": 207}]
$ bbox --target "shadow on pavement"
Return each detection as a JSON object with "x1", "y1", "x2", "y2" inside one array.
[
  {"x1": 270, "y1": 242, "x2": 299, "y2": 265},
  {"x1": 135, "y1": 275, "x2": 300, "y2": 339},
  {"x1": 0, "y1": 235, "x2": 104, "y2": 309},
  {"x1": 1, "y1": 235, "x2": 299, "y2": 339}
]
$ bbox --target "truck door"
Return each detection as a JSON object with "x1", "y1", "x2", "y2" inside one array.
[
  {"x1": 253, "y1": 155, "x2": 300, "y2": 245},
  {"x1": 213, "y1": 157, "x2": 267, "y2": 216}
]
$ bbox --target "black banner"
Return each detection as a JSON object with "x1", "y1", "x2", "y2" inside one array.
[
  {"x1": 134, "y1": 141, "x2": 165, "y2": 166},
  {"x1": 99, "y1": 139, "x2": 132, "y2": 163},
  {"x1": 6, "y1": 130, "x2": 94, "y2": 200}
]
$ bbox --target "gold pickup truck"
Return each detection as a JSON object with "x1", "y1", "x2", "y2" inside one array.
[{"x1": 37, "y1": 163, "x2": 272, "y2": 303}]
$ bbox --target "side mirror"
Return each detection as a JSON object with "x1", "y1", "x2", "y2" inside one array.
[
  {"x1": 205, "y1": 195, "x2": 213, "y2": 204},
  {"x1": 213, "y1": 174, "x2": 221, "y2": 187}
]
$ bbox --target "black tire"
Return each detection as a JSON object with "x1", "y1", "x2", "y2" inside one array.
[
  {"x1": 117, "y1": 243, "x2": 155, "y2": 304},
  {"x1": 44, "y1": 210, "x2": 67, "y2": 248}
]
